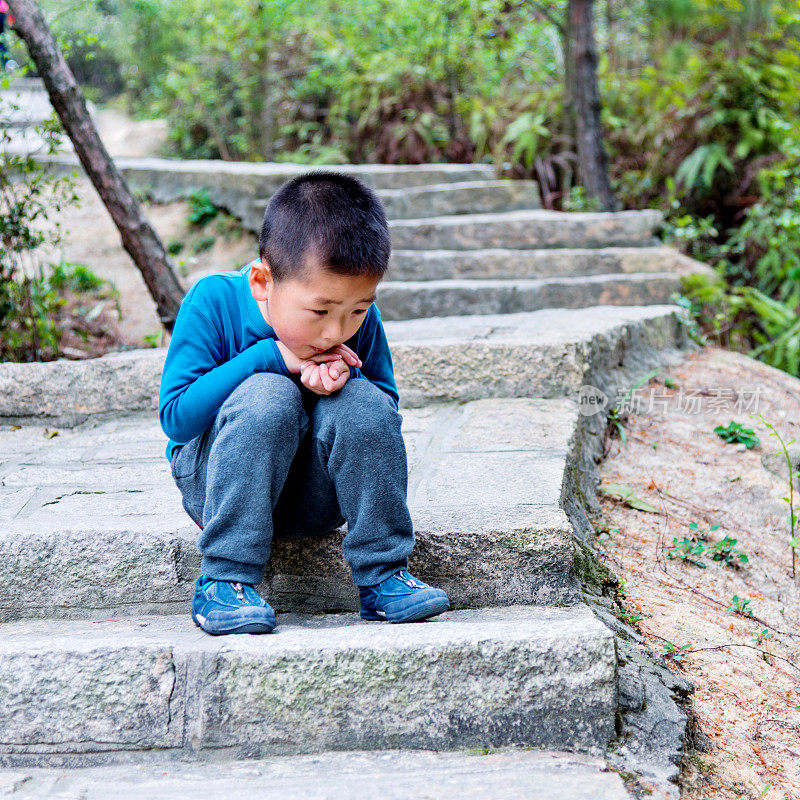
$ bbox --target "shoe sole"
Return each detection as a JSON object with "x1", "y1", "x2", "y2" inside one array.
[
  {"x1": 361, "y1": 595, "x2": 450, "y2": 623},
  {"x1": 191, "y1": 608, "x2": 276, "y2": 635}
]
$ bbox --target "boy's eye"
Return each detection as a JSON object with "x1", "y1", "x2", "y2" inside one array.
[
  {"x1": 311, "y1": 310, "x2": 328, "y2": 316},
  {"x1": 353, "y1": 309, "x2": 367, "y2": 315}
]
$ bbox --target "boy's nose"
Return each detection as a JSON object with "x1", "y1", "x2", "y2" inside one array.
[{"x1": 322, "y1": 321, "x2": 345, "y2": 343}]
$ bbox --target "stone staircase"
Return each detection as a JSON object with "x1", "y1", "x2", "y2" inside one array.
[{"x1": 0, "y1": 158, "x2": 708, "y2": 798}]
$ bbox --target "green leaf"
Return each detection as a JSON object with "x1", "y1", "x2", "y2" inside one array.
[{"x1": 599, "y1": 483, "x2": 660, "y2": 513}]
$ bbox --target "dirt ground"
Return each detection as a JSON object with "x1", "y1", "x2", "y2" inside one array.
[{"x1": 593, "y1": 346, "x2": 800, "y2": 799}]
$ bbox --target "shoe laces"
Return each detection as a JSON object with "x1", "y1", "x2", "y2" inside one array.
[
  {"x1": 395, "y1": 570, "x2": 424, "y2": 589},
  {"x1": 231, "y1": 581, "x2": 246, "y2": 601}
]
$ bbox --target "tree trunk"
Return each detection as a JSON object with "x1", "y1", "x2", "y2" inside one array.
[
  {"x1": 10, "y1": 0, "x2": 184, "y2": 331},
  {"x1": 566, "y1": 0, "x2": 617, "y2": 211}
]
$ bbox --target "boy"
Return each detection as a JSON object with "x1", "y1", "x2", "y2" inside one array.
[{"x1": 159, "y1": 171, "x2": 450, "y2": 635}]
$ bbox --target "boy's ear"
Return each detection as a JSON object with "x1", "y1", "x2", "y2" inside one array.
[{"x1": 249, "y1": 258, "x2": 273, "y2": 301}]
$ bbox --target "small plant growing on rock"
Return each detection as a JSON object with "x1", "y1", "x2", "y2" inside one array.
[
  {"x1": 663, "y1": 641, "x2": 692, "y2": 662},
  {"x1": 706, "y1": 534, "x2": 749, "y2": 568},
  {"x1": 727, "y1": 594, "x2": 754, "y2": 617},
  {"x1": 750, "y1": 412, "x2": 799, "y2": 578},
  {"x1": 665, "y1": 535, "x2": 708, "y2": 568},
  {"x1": 664, "y1": 522, "x2": 749, "y2": 570},
  {"x1": 714, "y1": 420, "x2": 760, "y2": 448}
]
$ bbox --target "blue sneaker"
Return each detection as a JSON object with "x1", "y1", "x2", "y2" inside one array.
[
  {"x1": 191, "y1": 575, "x2": 277, "y2": 635},
  {"x1": 359, "y1": 569, "x2": 450, "y2": 623}
]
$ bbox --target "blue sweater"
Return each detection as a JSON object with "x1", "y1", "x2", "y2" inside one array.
[{"x1": 158, "y1": 263, "x2": 400, "y2": 462}]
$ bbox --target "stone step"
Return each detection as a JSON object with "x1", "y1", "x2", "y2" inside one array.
[
  {"x1": 0, "y1": 304, "x2": 693, "y2": 422},
  {"x1": 0, "y1": 399, "x2": 581, "y2": 621},
  {"x1": 387, "y1": 209, "x2": 662, "y2": 250},
  {"x1": 375, "y1": 270, "x2": 703, "y2": 321},
  {"x1": 0, "y1": 83, "x2": 57, "y2": 129},
  {"x1": 0, "y1": 604, "x2": 617, "y2": 767},
  {"x1": 0, "y1": 749, "x2": 632, "y2": 799},
  {"x1": 0, "y1": 304, "x2": 696, "y2": 622},
  {"x1": 241, "y1": 179, "x2": 541, "y2": 227},
  {"x1": 387, "y1": 246, "x2": 706, "y2": 281},
  {"x1": 39, "y1": 154, "x2": 497, "y2": 215}
]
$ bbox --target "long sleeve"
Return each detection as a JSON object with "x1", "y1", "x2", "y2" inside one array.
[
  {"x1": 159, "y1": 302, "x2": 290, "y2": 444},
  {"x1": 351, "y1": 306, "x2": 399, "y2": 410}
]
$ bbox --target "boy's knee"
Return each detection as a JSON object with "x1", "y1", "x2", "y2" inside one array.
[
  {"x1": 219, "y1": 373, "x2": 305, "y2": 431},
  {"x1": 316, "y1": 378, "x2": 401, "y2": 439}
]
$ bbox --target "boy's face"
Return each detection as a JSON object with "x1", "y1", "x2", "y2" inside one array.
[{"x1": 249, "y1": 256, "x2": 380, "y2": 360}]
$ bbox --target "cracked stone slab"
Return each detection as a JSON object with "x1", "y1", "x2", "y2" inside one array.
[
  {"x1": 0, "y1": 304, "x2": 693, "y2": 421},
  {"x1": 388, "y1": 209, "x2": 663, "y2": 250},
  {"x1": 0, "y1": 748, "x2": 632, "y2": 799},
  {"x1": 0, "y1": 604, "x2": 617, "y2": 766},
  {"x1": 0, "y1": 399, "x2": 581, "y2": 620}
]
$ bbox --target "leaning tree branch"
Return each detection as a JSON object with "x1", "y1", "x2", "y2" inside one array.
[{"x1": 10, "y1": 0, "x2": 184, "y2": 331}]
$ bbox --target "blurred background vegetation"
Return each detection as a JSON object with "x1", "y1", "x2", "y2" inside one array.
[{"x1": 3, "y1": 0, "x2": 800, "y2": 374}]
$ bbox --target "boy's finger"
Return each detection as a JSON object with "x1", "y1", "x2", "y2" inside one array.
[
  {"x1": 321, "y1": 363, "x2": 335, "y2": 391},
  {"x1": 308, "y1": 353, "x2": 341, "y2": 364},
  {"x1": 333, "y1": 344, "x2": 362, "y2": 367}
]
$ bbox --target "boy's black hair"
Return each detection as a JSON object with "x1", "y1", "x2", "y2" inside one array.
[{"x1": 258, "y1": 171, "x2": 391, "y2": 282}]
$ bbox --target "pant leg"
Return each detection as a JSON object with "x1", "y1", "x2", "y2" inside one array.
[
  {"x1": 273, "y1": 376, "x2": 414, "y2": 587},
  {"x1": 170, "y1": 372, "x2": 308, "y2": 584}
]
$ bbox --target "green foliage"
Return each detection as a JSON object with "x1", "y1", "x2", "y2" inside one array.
[
  {"x1": 664, "y1": 521, "x2": 749, "y2": 569},
  {"x1": 187, "y1": 189, "x2": 219, "y2": 227},
  {"x1": 751, "y1": 412, "x2": 800, "y2": 577},
  {"x1": 25, "y1": 0, "x2": 800, "y2": 385},
  {"x1": 706, "y1": 535, "x2": 750, "y2": 568},
  {"x1": 192, "y1": 234, "x2": 216, "y2": 254},
  {"x1": 662, "y1": 641, "x2": 692, "y2": 661},
  {"x1": 714, "y1": 420, "x2": 760, "y2": 448},
  {"x1": 727, "y1": 594, "x2": 754, "y2": 617},
  {"x1": 0, "y1": 71, "x2": 82, "y2": 362},
  {"x1": 664, "y1": 536, "x2": 708, "y2": 568}
]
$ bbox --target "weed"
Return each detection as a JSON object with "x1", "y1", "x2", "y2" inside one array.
[
  {"x1": 663, "y1": 641, "x2": 692, "y2": 661},
  {"x1": 617, "y1": 607, "x2": 643, "y2": 627},
  {"x1": 750, "y1": 412, "x2": 799, "y2": 577},
  {"x1": 606, "y1": 368, "x2": 663, "y2": 447},
  {"x1": 727, "y1": 594, "x2": 754, "y2": 617},
  {"x1": 752, "y1": 629, "x2": 774, "y2": 645},
  {"x1": 706, "y1": 535, "x2": 749, "y2": 568},
  {"x1": 664, "y1": 522, "x2": 749, "y2": 570},
  {"x1": 713, "y1": 420, "x2": 760, "y2": 448},
  {"x1": 192, "y1": 234, "x2": 216, "y2": 254},
  {"x1": 187, "y1": 189, "x2": 219, "y2": 227},
  {"x1": 599, "y1": 483, "x2": 659, "y2": 513},
  {"x1": 167, "y1": 239, "x2": 184, "y2": 255},
  {"x1": 593, "y1": 518, "x2": 620, "y2": 545},
  {"x1": 665, "y1": 536, "x2": 708, "y2": 568}
]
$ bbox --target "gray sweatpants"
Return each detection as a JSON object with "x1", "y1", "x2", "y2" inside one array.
[{"x1": 169, "y1": 372, "x2": 414, "y2": 587}]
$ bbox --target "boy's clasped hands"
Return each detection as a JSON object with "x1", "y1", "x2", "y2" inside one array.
[{"x1": 275, "y1": 341, "x2": 363, "y2": 396}]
